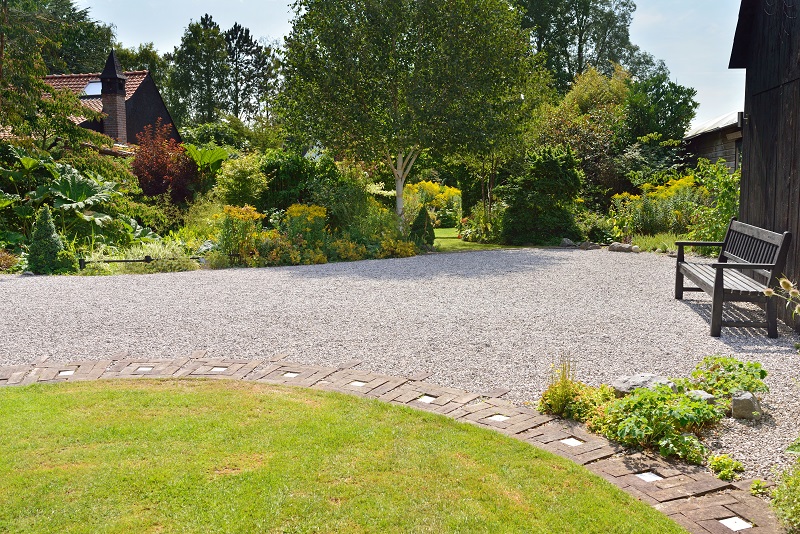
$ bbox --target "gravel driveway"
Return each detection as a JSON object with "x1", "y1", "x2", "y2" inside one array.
[{"x1": 1, "y1": 247, "x2": 798, "y2": 478}]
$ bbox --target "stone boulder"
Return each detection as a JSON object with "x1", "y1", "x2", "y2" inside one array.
[
  {"x1": 609, "y1": 242, "x2": 633, "y2": 253},
  {"x1": 731, "y1": 391, "x2": 763, "y2": 420},
  {"x1": 688, "y1": 390, "x2": 716, "y2": 405},
  {"x1": 579, "y1": 241, "x2": 602, "y2": 250},
  {"x1": 560, "y1": 238, "x2": 577, "y2": 248},
  {"x1": 611, "y1": 373, "x2": 676, "y2": 397}
]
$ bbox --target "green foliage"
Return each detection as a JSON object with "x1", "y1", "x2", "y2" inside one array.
[
  {"x1": 625, "y1": 71, "x2": 699, "y2": 143},
  {"x1": 599, "y1": 386, "x2": 723, "y2": 464},
  {"x1": 258, "y1": 149, "x2": 316, "y2": 212},
  {"x1": 750, "y1": 479, "x2": 769, "y2": 497},
  {"x1": 574, "y1": 210, "x2": 614, "y2": 244},
  {"x1": 215, "y1": 153, "x2": 269, "y2": 210},
  {"x1": 216, "y1": 204, "x2": 265, "y2": 263},
  {"x1": 404, "y1": 180, "x2": 462, "y2": 228},
  {"x1": 538, "y1": 353, "x2": 579, "y2": 417},
  {"x1": 708, "y1": 454, "x2": 744, "y2": 481},
  {"x1": 773, "y1": 461, "x2": 800, "y2": 533},
  {"x1": 28, "y1": 205, "x2": 65, "y2": 274},
  {"x1": 283, "y1": 0, "x2": 530, "y2": 215},
  {"x1": 690, "y1": 355, "x2": 769, "y2": 399},
  {"x1": 631, "y1": 233, "x2": 680, "y2": 253},
  {"x1": 688, "y1": 159, "x2": 740, "y2": 255},
  {"x1": 409, "y1": 207, "x2": 435, "y2": 249},
  {"x1": 180, "y1": 120, "x2": 248, "y2": 151},
  {"x1": 608, "y1": 175, "x2": 707, "y2": 238},
  {"x1": 115, "y1": 42, "x2": 170, "y2": 89},
  {"x1": 460, "y1": 201, "x2": 505, "y2": 244},
  {"x1": 497, "y1": 146, "x2": 583, "y2": 245},
  {"x1": 224, "y1": 23, "x2": 279, "y2": 122},
  {"x1": 167, "y1": 14, "x2": 229, "y2": 126},
  {"x1": 184, "y1": 143, "x2": 229, "y2": 194},
  {"x1": 284, "y1": 204, "x2": 328, "y2": 250}
]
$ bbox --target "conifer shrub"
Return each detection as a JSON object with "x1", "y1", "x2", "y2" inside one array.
[
  {"x1": 409, "y1": 207, "x2": 435, "y2": 248},
  {"x1": 28, "y1": 205, "x2": 76, "y2": 274}
]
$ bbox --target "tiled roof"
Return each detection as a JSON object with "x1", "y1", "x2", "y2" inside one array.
[{"x1": 43, "y1": 70, "x2": 148, "y2": 100}]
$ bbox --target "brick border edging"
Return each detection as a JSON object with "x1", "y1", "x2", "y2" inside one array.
[{"x1": 0, "y1": 356, "x2": 783, "y2": 534}]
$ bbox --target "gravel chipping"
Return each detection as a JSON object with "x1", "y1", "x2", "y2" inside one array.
[{"x1": 1, "y1": 248, "x2": 799, "y2": 479}]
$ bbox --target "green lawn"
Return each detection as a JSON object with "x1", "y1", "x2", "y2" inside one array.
[
  {"x1": 0, "y1": 380, "x2": 685, "y2": 533},
  {"x1": 434, "y1": 227, "x2": 508, "y2": 253}
]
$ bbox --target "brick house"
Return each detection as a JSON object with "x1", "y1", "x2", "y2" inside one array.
[{"x1": 43, "y1": 50, "x2": 180, "y2": 145}]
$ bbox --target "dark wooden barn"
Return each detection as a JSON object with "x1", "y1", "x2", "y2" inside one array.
[
  {"x1": 731, "y1": 0, "x2": 800, "y2": 329},
  {"x1": 43, "y1": 51, "x2": 180, "y2": 145}
]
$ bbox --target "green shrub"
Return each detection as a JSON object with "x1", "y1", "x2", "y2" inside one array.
[
  {"x1": 575, "y1": 210, "x2": 614, "y2": 244},
  {"x1": 409, "y1": 207, "x2": 435, "y2": 248},
  {"x1": 688, "y1": 159, "x2": 740, "y2": 255},
  {"x1": 497, "y1": 146, "x2": 583, "y2": 245},
  {"x1": 215, "y1": 153, "x2": 269, "y2": 211},
  {"x1": 538, "y1": 354, "x2": 580, "y2": 417},
  {"x1": 284, "y1": 204, "x2": 328, "y2": 249},
  {"x1": 708, "y1": 454, "x2": 744, "y2": 481},
  {"x1": 28, "y1": 205, "x2": 65, "y2": 274},
  {"x1": 631, "y1": 233, "x2": 681, "y2": 253},
  {"x1": 690, "y1": 356, "x2": 769, "y2": 402},
  {"x1": 258, "y1": 149, "x2": 316, "y2": 212},
  {"x1": 599, "y1": 385, "x2": 723, "y2": 464},
  {"x1": 773, "y1": 461, "x2": 800, "y2": 533},
  {"x1": 404, "y1": 180, "x2": 462, "y2": 228},
  {"x1": 216, "y1": 205, "x2": 266, "y2": 264},
  {"x1": 460, "y1": 201, "x2": 504, "y2": 243}
]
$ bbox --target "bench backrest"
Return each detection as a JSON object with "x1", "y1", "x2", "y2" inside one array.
[{"x1": 720, "y1": 218, "x2": 792, "y2": 284}]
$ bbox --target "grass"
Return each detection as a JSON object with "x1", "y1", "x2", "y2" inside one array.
[
  {"x1": 0, "y1": 380, "x2": 685, "y2": 533},
  {"x1": 631, "y1": 232, "x2": 683, "y2": 253},
  {"x1": 434, "y1": 227, "x2": 507, "y2": 253}
]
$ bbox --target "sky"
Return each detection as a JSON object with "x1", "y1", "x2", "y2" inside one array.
[{"x1": 76, "y1": 0, "x2": 745, "y2": 128}]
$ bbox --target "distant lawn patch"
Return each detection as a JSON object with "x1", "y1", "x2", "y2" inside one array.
[
  {"x1": 0, "y1": 380, "x2": 684, "y2": 533},
  {"x1": 434, "y1": 227, "x2": 508, "y2": 253}
]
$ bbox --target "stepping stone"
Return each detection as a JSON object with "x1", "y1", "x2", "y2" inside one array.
[
  {"x1": 718, "y1": 516, "x2": 752, "y2": 531},
  {"x1": 560, "y1": 437, "x2": 584, "y2": 447}
]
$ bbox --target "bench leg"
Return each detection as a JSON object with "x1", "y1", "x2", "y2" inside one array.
[
  {"x1": 766, "y1": 299, "x2": 778, "y2": 338},
  {"x1": 675, "y1": 266, "x2": 684, "y2": 300},
  {"x1": 711, "y1": 270, "x2": 724, "y2": 337}
]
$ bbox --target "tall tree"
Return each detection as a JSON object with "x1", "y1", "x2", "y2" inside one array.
[
  {"x1": 519, "y1": 0, "x2": 637, "y2": 90},
  {"x1": 167, "y1": 14, "x2": 228, "y2": 126},
  {"x1": 115, "y1": 42, "x2": 170, "y2": 89},
  {"x1": 224, "y1": 23, "x2": 277, "y2": 121},
  {"x1": 0, "y1": 0, "x2": 100, "y2": 146},
  {"x1": 283, "y1": 0, "x2": 530, "y2": 216},
  {"x1": 37, "y1": 0, "x2": 114, "y2": 74}
]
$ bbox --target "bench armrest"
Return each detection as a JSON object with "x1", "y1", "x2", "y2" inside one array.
[
  {"x1": 711, "y1": 263, "x2": 776, "y2": 270},
  {"x1": 675, "y1": 241, "x2": 724, "y2": 247}
]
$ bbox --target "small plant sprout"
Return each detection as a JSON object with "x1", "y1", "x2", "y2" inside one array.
[
  {"x1": 750, "y1": 479, "x2": 769, "y2": 497},
  {"x1": 708, "y1": 454, "x2": 745, "y2": 481}
]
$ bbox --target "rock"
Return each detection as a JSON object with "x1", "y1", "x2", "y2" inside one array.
[
  {"x1": 560, "y1": 238, "x2": 577, "y2": 248},
  {"x1": 655, "y1": 248, "x2": 663, "y2": 254},
  {"x1": 631, "y1": 245, "x2": 641, "y2": 253},
  {"x1": 578, "y1": 241, "x2": 602, "y2": 250},
  {"x1": 21, "y1": 271, "x2": 35, "y2": 276},
  {"x1": 608, "y1": 242, "x2": 633, "y2": 253},
  {"x1": 688, "y1": 389, "x2": 716, "y2": 404},
  {"x1": 611, "y1": 373, "x2": 676, "y2": 397},
  {"x1": 731, "y1": 391, "x2": 763, "y2": 420}
]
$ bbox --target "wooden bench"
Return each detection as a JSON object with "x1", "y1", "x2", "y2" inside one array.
[{"x1": 675, "y1": 218, "x2": 792, "y2": 337}]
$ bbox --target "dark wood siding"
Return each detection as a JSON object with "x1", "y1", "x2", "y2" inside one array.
[
  {"x1": 738, "y1": 1, "x2": 800, "y2": 328},
  {"x1": 125, "y1": 76, "x2": 181, "y2": 143},
  {"x1": 686, "y1": 127, "x2": 740, "y2": 172}
]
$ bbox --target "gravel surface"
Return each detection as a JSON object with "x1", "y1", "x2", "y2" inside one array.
[{"x1": 1, "y1": 248, "x2": 798, "y2": 479}]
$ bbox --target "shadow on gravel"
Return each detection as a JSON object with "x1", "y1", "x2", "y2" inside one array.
[
  {"x1": 679, "y1": 297, "x2": 799, "y2": 354},
  {"x1": 284, "y1": 247, "x2": 582, "y2": 282}
]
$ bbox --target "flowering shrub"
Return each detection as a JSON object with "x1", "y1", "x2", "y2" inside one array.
[
  {"x1": 216, "y1": 205, "x2": 265, "y2": 263},
  {"x1": 404, "y1": 181, "x2": 462, "y2": 227},
  {"x1": 327, "y1": 238, "x2": 367, "y2": 262},
  {"x1": 377, "y1": 239, "x2": 417, "y2": 259},
  {"x1": 284, "y1": 204, "x2": 328, "y2": 248}
]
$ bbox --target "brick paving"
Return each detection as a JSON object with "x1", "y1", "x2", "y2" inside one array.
[{"x1": 0, "y1": 357, "x2": 784, "y2": 533}]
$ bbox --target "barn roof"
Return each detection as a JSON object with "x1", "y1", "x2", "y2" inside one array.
[
  {"x1": 730, "y1": 0, "x2": 758, "y2": 68},
  {"x1": 44, "y1": 70, "x2": 148, "y2": 100},
  {"x1": 685, "y1": 111, "x2": 740, "y2": 141}
]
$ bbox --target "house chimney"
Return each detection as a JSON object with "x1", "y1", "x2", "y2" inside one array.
[{"x1": 100, "y1": 50, "x2": 127, "y2": 144}]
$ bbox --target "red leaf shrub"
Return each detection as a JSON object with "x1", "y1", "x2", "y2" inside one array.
[{"x1": 132, "y1": 119, "x2": 198, "y2": 204}]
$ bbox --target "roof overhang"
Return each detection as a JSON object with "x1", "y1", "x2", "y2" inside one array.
[{"x1": 730, "y1": 0, "x2": 758, "y2": 68}]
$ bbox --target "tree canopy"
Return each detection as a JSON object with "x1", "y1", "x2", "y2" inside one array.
[{"x1": 282, "y1": 0, "x2": 531, "y2": 215}]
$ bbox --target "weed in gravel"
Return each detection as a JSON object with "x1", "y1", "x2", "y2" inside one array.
[{"x1": 708, "y1": 454, "x2": 745, "y2": 481}]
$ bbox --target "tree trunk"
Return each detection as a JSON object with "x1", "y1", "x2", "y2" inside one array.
[{"x1": 387, "y1": 148, "x2": 420, "y2": 216}]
